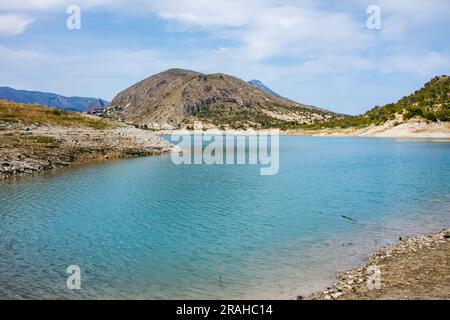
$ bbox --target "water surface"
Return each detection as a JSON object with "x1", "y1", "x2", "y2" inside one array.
[{"x1": 0, "y1": 136, "x2": 449, "y2": 299}]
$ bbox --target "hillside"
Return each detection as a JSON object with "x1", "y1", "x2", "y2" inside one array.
[
  {"x1": 247, "y1": 80, "x2": 283, "y2": 98},
  {"x1": 94, "y1": 69, "x2": 338, "y2": 130},
  {"x1": 0, "y1": 99, "x2": 113, "y2": 129},
  {"x1": 303, "y1": 75, "x2": 450, "y2": 130},
  {"x1": 0, "y1": 99, "x2": 173, "y2": 179},
  {"x1": 0, "y1": 86, "x2": 108, "y2": 112}
]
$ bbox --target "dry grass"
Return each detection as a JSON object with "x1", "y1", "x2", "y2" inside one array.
[
  {"x1": 0, "y1": 99, "x2": 117, "y2": 129},
  {"x1": 22, "y1": 135, "x2": 60, "y2": 144}
]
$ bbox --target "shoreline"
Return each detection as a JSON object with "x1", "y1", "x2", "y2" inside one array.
[
  {"x1": 308, "y1": 228, "x2": 450, "y2": 300},
  {"x1": 4, "y1": 123, "x2": 447, "y2": 181},
  {"x1": 290, "y1": 120, "x2": 450, "y2": 139},
  {"x1": 155, "y1": 120, "x2": 450, "y2": 140},
  {"x1": 0, "y1": 123, "x2": 175, "y2": 180}
]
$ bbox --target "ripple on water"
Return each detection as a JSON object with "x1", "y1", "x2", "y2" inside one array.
[{"x1": 0, "y1": 136, "x2": 449, "y2": 299}]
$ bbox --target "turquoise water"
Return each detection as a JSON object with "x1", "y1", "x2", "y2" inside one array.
[{"x1": 0, "y1": 136, "x2": 449, "y2": 299}]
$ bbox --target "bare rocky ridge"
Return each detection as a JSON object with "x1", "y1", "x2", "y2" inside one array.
[{"x1": 93, "y1": 68, "x2": 338, "y2": 129}]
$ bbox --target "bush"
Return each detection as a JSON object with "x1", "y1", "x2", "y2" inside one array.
[
  {"x1": 52, "y1": 109, "x2": 63, "y2": 116},
  {"x1": 423, "y1": 111, "x2": 437, "y2": 122},
  {"x1": 404, "y1": 107, "x2": 423, "y2": 120},
  {"x1": 436, "y1": 109, "x2": 450, "y2": 122}
]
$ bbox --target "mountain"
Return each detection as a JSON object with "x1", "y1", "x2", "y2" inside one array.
[
  {"x1": 96, "y1": 68, "x2": 338, "y2": 130},
  {"x1": 307, "y1": 75, "x2": 450, "y2": 129},
  {"x1": 248, "y1": 80, "x2": 283, "y2": 98},
  {"x1": 0, "y1": 86, "x2": 108, "y2": 112}
]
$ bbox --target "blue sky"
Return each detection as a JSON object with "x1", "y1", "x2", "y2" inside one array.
[{"x1": 0, "y1": 0, "x2": 449, "y2": 115}]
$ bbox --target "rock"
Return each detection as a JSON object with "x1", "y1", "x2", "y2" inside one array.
[{"x1": 332, "y1": 292, "x2": 343, "y2": 299}]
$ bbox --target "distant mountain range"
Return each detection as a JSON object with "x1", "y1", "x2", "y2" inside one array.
[
  {"x1": 247, "y1": 80, "x2": 283, "y2": 98},
  {"x1": 94, "y1": 68, "x2": 337, "y2": 129},
  {"x1": 0, "y1": 87, "x2": 108, "y2": 112}
]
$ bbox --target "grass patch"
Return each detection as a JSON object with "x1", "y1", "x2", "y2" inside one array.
[
  {"x1": 23, "y1": 135, "x2": 59, "y2": 144},
  {"x1": 0, "y1": 114, "x2": 19, "y2": 123},
  {"x1": 0, "y1": 99, "x2": 117, "y2": 129}
]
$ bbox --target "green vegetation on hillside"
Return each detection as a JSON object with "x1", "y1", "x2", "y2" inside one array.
[
  {"x1": 192, "y1": 76, "x2": 449, "y2": 131},
  {"x1": 192, "y1": 101, "x2": 333, "y2": 130},
  {"x1": 300, "y1": 75, "x2": 450, "y2": 130},
  {"x1": 196, "y1": 109, "x2": 280, "y2": 129},
  {"x1": 0, "y1": 99, "x2": 116, "y2": 129},
  {"x1": 194, "y1": 105, "x2": 303, "y2": 130}
]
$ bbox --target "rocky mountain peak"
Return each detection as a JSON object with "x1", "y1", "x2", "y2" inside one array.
[{"x1": 96, "y1": 69, "x2": 338, "y2": 130}]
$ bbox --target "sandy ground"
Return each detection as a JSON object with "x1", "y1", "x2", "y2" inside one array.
[
  {"x1": 299, "y1": 120, "x2": 450, "y2": 139},
  {"x1": 309, "y1": 228, "x2": 450, "y2": 300}
]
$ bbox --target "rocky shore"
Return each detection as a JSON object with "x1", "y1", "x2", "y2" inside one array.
[
  {"x1": 309, "y1": 228, "x2": 450, "y2": 300},
  {"x1": 0, "y1": 122, "x2": 174, "y2": 179},
  {"x1": 155, "y1": 119, "x2": 450, "y2": 140},
  {"x1": 309, "y1": 120, "x2": 450, "y2": 139}
]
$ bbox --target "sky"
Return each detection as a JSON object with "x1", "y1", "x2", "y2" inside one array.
[{"x1": 0, "y1": 0, "x2": 449, "y2": 115}]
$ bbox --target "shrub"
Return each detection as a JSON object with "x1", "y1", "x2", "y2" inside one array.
[
  {"x1": 436, "y1": 109, "x2": 450, "y2": 122},
  {"x1": 423, "y1": 111, "x2": 437, "y2": 122}
]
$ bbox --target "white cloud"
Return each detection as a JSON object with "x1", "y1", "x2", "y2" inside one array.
[
  {"x1": 0, "y1": 45, "x2": 193, "y2": 99},
  {"x1": 0, "y1": 14, "x2": 34, "y2": 36},
  {"x1": 153, "y1": 0, "x2": 263, "y2": 28},
  {"x1": 381, "y1": 51, "x2": 450, "y2": 76},
  {"x1": 2, "y1": 0, "x2": 448, "y2": 66},
  {"x1": 0, "y1": 0, "x2": 120, "y2": 11}
]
